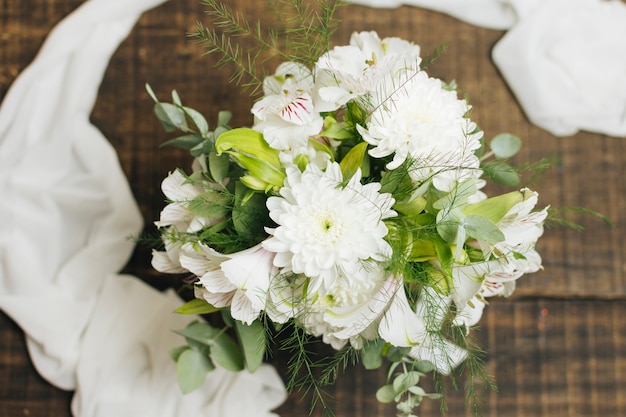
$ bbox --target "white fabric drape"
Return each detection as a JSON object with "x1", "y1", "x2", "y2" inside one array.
[
  {"x1": 348, "y1": 0, "x2": 626, "y2": 138},
  {"x1": 0, "y1": 0, "x2": 286, "y2": 416}
]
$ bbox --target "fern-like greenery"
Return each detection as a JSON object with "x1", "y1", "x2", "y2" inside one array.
[{"x1": 193, "y1": 0, "x2": 345, "y2": 96}]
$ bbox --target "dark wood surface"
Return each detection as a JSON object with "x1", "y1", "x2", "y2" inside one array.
[{"x1": 1, "y1": 1, "x2": 625, "y2": 416}]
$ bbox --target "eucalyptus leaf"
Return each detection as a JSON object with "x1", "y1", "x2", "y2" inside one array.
[
  {"x1": 145, "y1": 83, "x2": 158, "y2": 103},
  {"x1": 183, "y1": 106, "x2": 210, "y2": 136},
  {"x1": 176, "y1": 348, "x2": 214, "y2": 394},
  {"x1": 154, "y1": 102, "x2": 188, "y2": 132},
  {"x1": 211, "y1": 332, "x2": 245, "y2": 372},
  {"x1": 208, "y1": 151, "x2": 230, "y2": 184},
  {"x1": 160, "y1": 134, "x2": 204, "y2": 150},
  {"x1": 432, "y1": 179, "x2": 477, "y2": 211},
  {"x1": 235, "y1": 320, "x2": 266, "y2": 373},
  {"x1": 174, "y1": 321, "x2": 220, "y2": 345},
  {"x1": 490, "y1": 133, "x2": 522, "y2": 159},
  {"x1": 385, "y1": 346, "x2": 410, "y2": 362},
  {"x1": 463, "y1": 215, "x2": 505, "y2": 244},
  {"x1": 174, "y1": 298, "x2": 220, "y2": 315},
  {"x1": 217, "y1": 110, "x2": 232, "y2": 128},
  {"x1": 375, "y1": 384, "x2": 396, "y2": 403},
  {"x1": 171, "y1": 90, "x2": 182, "y2": 106},
  {"x1": 392, "y1": 371, "x2": 423, "y2": 395},
  {"x1": 169, "y1": 345, "x2": 188, "y2": 361},
  {"x1": 484, "y1": 161, "x2": 520, "y2": 187},
  {"x1": 361, "y1": 339, "x2": 385, "y2": 370}
]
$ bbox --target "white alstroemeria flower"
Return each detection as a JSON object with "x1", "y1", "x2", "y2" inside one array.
[
  {"x1": 324, "y1": 273, "x2": 398, "y2": 345},
  {"x1": 151, "y1": 238, "x2": 186, "y2": 274},
  {"x1": 155, "y1": 169, "x2": 227, "y2": 233},
  {"x1": 316, "y1": 31, "x2": 421, "y2": 109},
  {"x1": 477, "y1": 189, "x2": 548, "y2": 297},
  {"x1": 277, "y1": 139, "x2": 333, "y2": 170},
  {"x1": 382, "y1": 287, "x2": 468, "y2": 375},
  {"x1": 378, "y1": 285, "x2": 427, "y2": 347},
  {"x1": 357, "y1": 70, "x2": 483, "y2": 192},
  {"x1": 252, "y1": 62, "x2": 331, "y2": 152},
  {"x1": 180, "y1": 242, "x2": 276, "y2": 325},
  {"x1": 266, "y1": 273, "x2": 308, "y2": 324},
  {"x1": 263, "y1": 161, "x2": 396, "y2": 295},
  {"x1": 453, "y1": 295, "x2": 487, "y2": 334},
  {"x1": 155, "y1": 169, "x2": 205, "y2": 232}
]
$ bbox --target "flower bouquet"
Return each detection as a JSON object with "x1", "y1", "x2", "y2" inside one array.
[{"x1": 149, "y1": 1, "x2": 548, "y2": 415}]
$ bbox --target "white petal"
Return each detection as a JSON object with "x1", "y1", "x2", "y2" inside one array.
[
  {"x1": 199, "y1": 270, "x2": 237, "y2": 294},
  {"x1": 327, "y1": 275, "x2": 398, "y2": 339},
  {"x1": 409, "y1": 337, "x2": 467, "y2": 375},
  {"x1": 150, "y1": 250, "x2": 186, "y2": 274},
  {"x1": 230, "y1": 291, "x2": 261, "y2": 325},
  {"x1": 378, "y1": 287, "x2": 427, "y2": 347}
]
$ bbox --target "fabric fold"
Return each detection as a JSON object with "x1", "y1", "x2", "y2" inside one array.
[{"x1": 0, "y1": 0, "x2": 287, "y2": 415}]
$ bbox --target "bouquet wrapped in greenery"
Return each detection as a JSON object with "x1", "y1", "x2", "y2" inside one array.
[{"x1": 149, "y1": 1, "x2": 549, "y2": 415}]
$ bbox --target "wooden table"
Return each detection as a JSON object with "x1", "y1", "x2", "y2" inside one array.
[{"x1": 1, "y1": 1, "x2": 625, "y2": 416}]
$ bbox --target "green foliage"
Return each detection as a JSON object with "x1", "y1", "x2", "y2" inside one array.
[
  {"x1": 235, "y1": 319, "x2": 267, "y2": 373},
  {"x1": 193, "y1": 0, "x2": 345, "y2": 95},
  {"x1": 174, "y1": 298, "x2": 220, "y2": 315}
]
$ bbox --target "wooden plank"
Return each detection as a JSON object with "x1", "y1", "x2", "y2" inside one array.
[{"x1": 1, "y1": 1, "x2": 625, "y2": 416}]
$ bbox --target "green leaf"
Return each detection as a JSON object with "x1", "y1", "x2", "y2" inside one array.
[
  {"x1": 484, "y1": 160, "x2": 520, "y2": 187},
  {"x1": 321, "y1": 116, "x2": 354, "y2": 140},
  {"x1": 339, "y1": 141, "x2": 368, "y2": 181},
  {"x1": 187, "y1": 190, "x2": 231, "y2": 220},
  {"x1": 208, "y1": 151, "x2": 230, "y2": 184},
  {"x1": 436, "y1": 207, "x2": 462, "y2": 243},
  {"x1": 174, "y1": 321, "x2": 221, "y2": 345},
  {"x1": 432, "y1": 179, "x2": 478, "y2": 211},
  {"x1": 145, "y1": 83, "x2": 159, "y2": 102},
  {"x1": 160, "y1": 134, "x2": 204, "y2": 150},
  {"x1": 217, "y1": 110, "x2": 232, "y2": 128},
  {"x1": 174, "y1": 299, "x2": 221, "y2": 315},
  {"x1": 235, "y1": 320, "x2": 266, "y2": 373},
  {"x1": 392, "y1": 371, "x2": 423, "y2": 395},
  {"x1": 176, "y1": 348, "x2": 214, "y2": 394},
  {"x1": 462, "y1": 190, "x2": 525, "y2": 224},
  {"x1": 463, "y1": 215, "x2": 505, "y2": 244},
  {"x1": 232, "y1": 182, "x2": 269, "y2": 238},
  {"x1": 169, "y1": 345, "x2": 188, "y2": 361},
  {"x1": 361, "y1": 339, "x2": 385, "y2": 370},
  {"x1": 375, "y1": 384, "x2": 396, "y2": 403},
  {"x1": 228, "y1": 152, "x2": 285, "y2": 189},
  {"x1": 183, "y1": 106, "x2": 209, "y2": 136},
  {"x1": 171, "y1": 90, "x2": 182, "y2": 106},
  {"x1": 385, "y1": 346, "x2": 410, "y2": 362},
  {"x1": 490, "y1": 133, "x2": 522, "y2": 159},
  {"x1": 154, "y1": 102, "x2": 188, "y2": 132},
  {"x1": 211, "y1": 332, "x2": 245, "y2": 372}
]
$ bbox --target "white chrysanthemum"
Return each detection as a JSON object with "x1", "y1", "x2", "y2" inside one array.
[
  {"x1": 357, "y1": 70, "x2": 483, "y2": 192},
  {"x1": 252, "y1": 62, "x2": 332, "y2": 151},
  {"x1": 316, "y1": 31, "x2": 421, "y2": 109},
  {"x1": 268, "y1": 267, "x2": 396, "y2": 350},
  {"x1": 263, "y1": 162, "x2": 396, "y2": 295}
]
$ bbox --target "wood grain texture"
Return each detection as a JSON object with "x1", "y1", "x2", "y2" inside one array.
[{"x1": 1, "y1": 1, "x2": 625, "y2": 416}]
